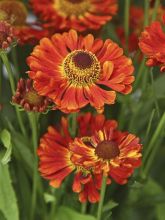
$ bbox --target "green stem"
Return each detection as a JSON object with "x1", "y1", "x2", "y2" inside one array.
[
  {"x1": 134, "y1": 58, "x2": 146, "y2": 90},
  {"x1": 50, "y1": 189, "x2": 57, "y2": 220},
  {"x1": 0, "y1": 59, "x2": 2, "y2": 101},
  {"x1": 150, "y1": 69, "x2": 160, "y2": 118},
  {"x1": 142, "y1": 112, "x2": 165, "y2": 175},
  {"x1": 152, "y1": 0, "x2": 160, "y2": 21},
  {"x1": 124, "y1": 0, "x2": 130, "y2": 54},
  {"x1": 144, "y1": 138, "x2": 162, "y2": 176},
  {"x1": 0, "y1": 52, "x2": 27, "y2": 137},
  {"x1": 28, "y1": 112, "x2": 38, "y2": 220},
  {"x1": 0, "y1": 52, "x2": 15, "y2": 94},
  {"x1": 96, "y1": 175, "x2": 107, "y2": 220},
  {"x1": 144, "y1": 0, "x2": 150, "y2": 27},
  {"x1": 69, "y1": 112, "x2": 78, "y2": 137},
  {"x1": 145, "y1": 108, "x2": 156, "y2": 142},
  {"x1": 11, "y1": 47, "x2": 19, "y2": 80},
  {"x1": 81, "y1": 202, "x2": 87, "y2": 214}
]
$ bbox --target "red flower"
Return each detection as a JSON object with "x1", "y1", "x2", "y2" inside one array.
[
  {"x1": 38, "y1": 117, "x2": 102, "y2": 203},
  {"x1": 70, "y1": 117, "x2": 142, "y2": 185},
  {"x1": 0, "y1": 0, "x2": 48, "y2": 45},
  {"x1": 27, "y1": 29, "x2": 134, "y2": 113},
  {"x1": 139, "y1": 17, "x2": 165, "y2": 72},
  {"x1": 30, "y1": 0, "x2": 118, "y2": 32},
  {"x1": 38, "y1": 113, "x2": 142, "y2": 203}
]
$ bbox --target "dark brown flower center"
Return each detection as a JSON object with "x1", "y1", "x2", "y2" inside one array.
[
  {"x1": 95, "y1": 140, "x2": 120, "y2": 160},
  {"x1": 73, "y1": 51, "x2": 93, "y2": 69},
  {"x1": 63, "y1": 49, "x2": 101, "y2": 86}
]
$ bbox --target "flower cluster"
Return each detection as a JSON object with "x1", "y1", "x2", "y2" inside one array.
[
  {"x1": 0, "y1": 0, "x2": 148, "y2": 207},
  {"x1": 38, "y1": 113, "x2": 142, "y2": 203}
]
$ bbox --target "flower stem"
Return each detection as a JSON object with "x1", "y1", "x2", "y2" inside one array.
[
  {"x1": 0, "y1": 52, "x2": 27, "y2": 137},
  {"x1": 96, "y1": 175, "x2": 107, "y2": 220},
  {"x1": 150, "y1": 69, "x2": 160, "y2": 118},
  {"x1": 142, "y1": 112, "x2": 165, "y2": 176},
  {"x1": 124, "y1": 0, "x2": 130, "y2": 54},
  {"x1": 0, "y1": 59, "x2": 2, "y2": 100},
  {"x1": 69, "y1": 112, "x2": 78, "y2": 137},
  {"x1": 28, "y1": 112, "x2": 38, "y2": 220},
  {"x1": 133, "y1": 58, "x2": 146, "y2": 90},
  {"x1": 152, "y1": 0, "x2": 160, "y2": 21},
  {"x1": 11, "y1": 47, "x2": 19, "y2": 80},
  {"x1": 144, "y1": 0, "x2": 150, "y2": 27},
  {"x1": 0, "y1": 52, "x2": 15, "y2": 94},
  {"x1": 81, "y1": 202, "x2": 87, "y2": 214}
]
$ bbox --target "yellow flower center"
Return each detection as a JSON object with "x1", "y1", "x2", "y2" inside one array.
[
  {"x1": 0, "y1": 1, "x2": 27, "y2": 26},
  {"x1": 54, "y1": 0, "x2": 91, "y2": 17},
  {"x1": 95, "y1": 140, "x2": 120, "y2": 160},
  {"x1": 24, "y1": 90, "x2": 44, "y2": 105},
  {"x1": 62, "y1": 50, "x2": 101, "y2": 86}
]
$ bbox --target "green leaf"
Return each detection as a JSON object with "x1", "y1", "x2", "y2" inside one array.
[
  {"x1": 56, "y1": 206, "x2": 96, "y2": 220},
  {"x1": 44, "y1": 193, "x2": 56, "y2": 203},
  {"x1": 0, "y1": 160, "x2": 19, "y2": 220},
  {"x1": 0, "y1": 129, "x2": 11, "y2": 148},
  {"x1": 103, "y1": 200, "x2": 118, "y2": 213},
  {"x1": 0, "y1": 129, "x2": 12, "y2": 164},
  {"x1": 156, "y1": 203, "x2": 165, "y2": 220}
]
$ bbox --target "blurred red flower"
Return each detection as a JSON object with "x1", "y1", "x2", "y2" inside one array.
[
  {"x1": 0, "y1": 0, "x2": 48, "y2": 45},
  {"x1": 139, "y1": 15, "x2": 165, "y2": 72},
  {"x1": 30, "y1": 0, "x2": 118, "y2": 32}
]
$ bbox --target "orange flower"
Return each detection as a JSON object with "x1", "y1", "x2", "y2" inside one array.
[
  {"x1": 27, "y1": 29, "x2": 134, "y2": 113},
  {"x1": 70, "y1": 118, "x2": 142, "y2": 185},
  {"x1": 0, "y1": 0, "x2": 48, "y2": 45},
  {"x1": 37, "y1": 117, "x2": 103, "y2": 203},
  {"x1": 30, "y1": 0, "x2": 118, "y2": 32},
  {"x1": 38, "y1": 113, "x2": 142, "y2": 203},
  {"x1": 139, "y1": 16, "x2": 165, "y2": 72}
]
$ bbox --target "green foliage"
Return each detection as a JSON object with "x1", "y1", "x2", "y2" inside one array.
[
  {"x1": 0, "y1": 129, "x2": 12, "y2": 164},
  {"x1": 0, "y1": 160, "x2": 19, "y2": 220},
  {"x1": 56, "y1": 206, "x2": 96, "y2": 220}
]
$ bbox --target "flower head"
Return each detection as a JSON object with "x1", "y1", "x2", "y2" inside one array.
[
  {"x1": 27, "y1": 29, "x2": 134, "y2": 113},
  {"x1": 38, "y1": 113, "x2": 142, "y2": 203},
  {"x1": 0, "y1": 0, "x2": 48, "y2": 45},
  {"x1": 12, "y1": 78, "x2": 51, "y2": 112},
  {"x1": 37, "y1": 118, "x2": 103, "y2": 203},
  {"x1": 30, "y1": 0, "x2": 118, "y2": 32},
  {"x1": 139, "y1": 16, "x2": 165, "y2": 72},
  {"x1": 0, "y1": 20, "x2": 15, "y2": 50},
  {"x1": 71, "y1": 117, "x2": 142, "y2": 184}
]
